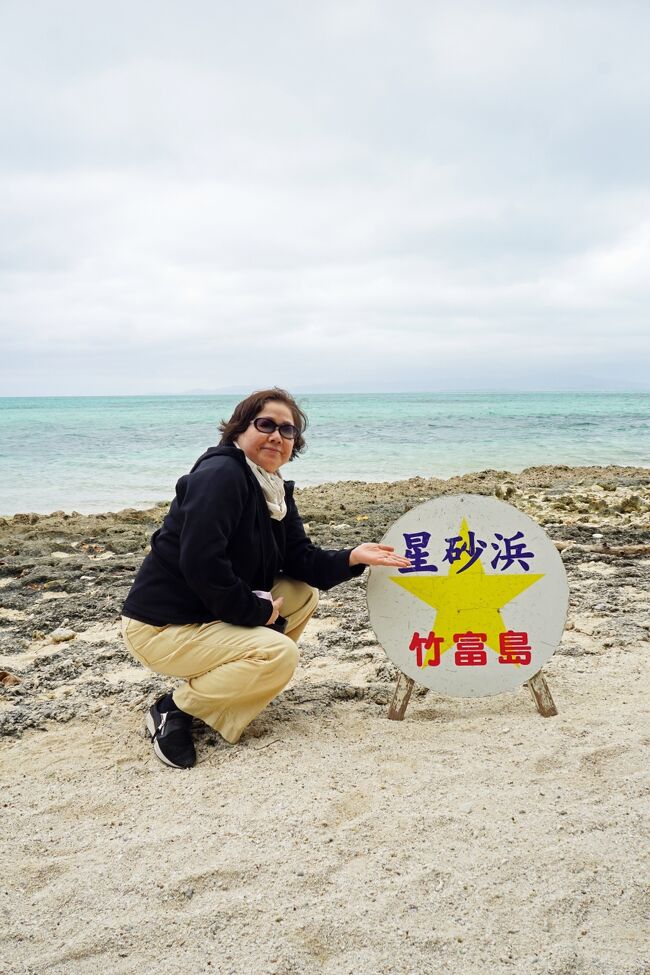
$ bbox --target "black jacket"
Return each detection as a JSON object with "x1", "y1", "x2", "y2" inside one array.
[{"x1": 122, "y1": 445, "x2": 364, "y2": 627}]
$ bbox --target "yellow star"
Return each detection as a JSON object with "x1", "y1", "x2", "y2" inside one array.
[{"x1": 391, "y1": 518, "x2": 544, "y2": 665}]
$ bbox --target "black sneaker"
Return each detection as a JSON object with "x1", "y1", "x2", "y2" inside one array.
[{"x1": 146, "y1": 696, "x2": 196, "y2": 769}]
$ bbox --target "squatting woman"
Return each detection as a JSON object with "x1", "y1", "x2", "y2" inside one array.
[{"x1": 121, "y1": 387, "x2": 408, "y2": 768}]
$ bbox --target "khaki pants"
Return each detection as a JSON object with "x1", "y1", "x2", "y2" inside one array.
[{"x1": 121, "y1": 577, "x2": 318, "y2": 744}]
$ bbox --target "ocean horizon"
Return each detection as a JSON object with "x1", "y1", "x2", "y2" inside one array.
[{"x1": 1, "y1": 391, "x2": 649, "y2": 516}]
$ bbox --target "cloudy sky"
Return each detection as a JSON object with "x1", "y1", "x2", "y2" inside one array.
[{"x1": 1, "y1": 0, "x2": 649, "y2": 395}]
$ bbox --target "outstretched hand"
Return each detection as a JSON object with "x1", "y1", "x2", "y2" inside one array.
[{"x1": 349, "y1": 543, "x2": 411, "y2": 569}]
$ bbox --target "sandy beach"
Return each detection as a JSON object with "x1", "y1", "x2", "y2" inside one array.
[{"x1": 1, "y1": 464, "x2": 649, "y2": 975}]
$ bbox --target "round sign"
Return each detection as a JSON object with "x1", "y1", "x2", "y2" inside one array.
[{"x1": 367, "y1": 494, "x2": 568, "y2": 697}]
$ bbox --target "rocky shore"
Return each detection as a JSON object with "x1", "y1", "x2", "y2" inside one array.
[
  {"x1": 1, "y1": 464, "x2": 648, "y2": 741},
  {"x1": 2, "y1": 464, "x2": 649, "y2": 975}
]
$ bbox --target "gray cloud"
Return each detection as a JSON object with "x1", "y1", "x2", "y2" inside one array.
[{"x1": 1, "y1": 0, "x2": 649, "y2": 394}]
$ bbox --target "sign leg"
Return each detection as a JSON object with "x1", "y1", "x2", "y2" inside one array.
[
  {"x1": 388, "y1": 672, "x2": 415, "y2": 721},
  {"x1": 526, "y1": 669, "x2": 558, "y2": 717}
]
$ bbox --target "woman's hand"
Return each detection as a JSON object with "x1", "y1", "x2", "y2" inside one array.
[
  {"x1": 266, "y1": 595, "x2": 284, "y2": 626},
  {"x1": 349, "y1": 543, "x2": 411, "y2": 568}
]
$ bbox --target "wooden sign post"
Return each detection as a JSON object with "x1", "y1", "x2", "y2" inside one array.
[{"x1": 367, "y1": 494, "x2": 568, "y2": 720}]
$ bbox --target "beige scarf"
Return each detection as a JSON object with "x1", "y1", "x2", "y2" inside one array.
[{"x1": 235, "y1": 443, "x2": 287, "y2": 521}]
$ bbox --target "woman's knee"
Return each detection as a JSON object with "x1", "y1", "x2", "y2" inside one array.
[
  {"x1": 268, "y1": 637, "x2": 299, "y2": 680},
  {"x1": 273, "y1": 578, "x2": 319, "y2": 617},
  {"x1": 293, "y1": 582, "x2": 319, "y2": 617}
]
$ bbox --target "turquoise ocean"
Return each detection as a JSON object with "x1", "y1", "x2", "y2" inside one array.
[{"x1": 1, "y1": 392, "x2": 648, "y2": 515}]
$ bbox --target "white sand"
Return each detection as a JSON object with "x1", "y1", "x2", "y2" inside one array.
[
  {"x1": 2, "y1": 468, "x2": 649, "y2": 974},
  {"x1": 3, "y1": 600, "x2": 648, "y2": 975}
]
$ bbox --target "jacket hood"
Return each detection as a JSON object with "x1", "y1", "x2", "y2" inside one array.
[
  {"x1": 189, "y1": 444, "x2": 295, "y2": 495},
  {"x1": 190, "y1": 444, "x2": 242, "y2": 473}
]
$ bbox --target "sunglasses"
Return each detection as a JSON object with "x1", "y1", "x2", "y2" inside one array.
[{"x1": 252, "y1": 417, "x2": 299, "y2": 440}]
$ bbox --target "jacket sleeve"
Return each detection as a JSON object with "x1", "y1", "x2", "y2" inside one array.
[
  {"x1": 281, "y1": 493, "x2": 366, "y2": 590},
  {"x1": 177, "y1": 460, "x2": 272, "y2": 627}
]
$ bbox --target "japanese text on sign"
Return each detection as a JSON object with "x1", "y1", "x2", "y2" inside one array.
[
  {"x1": 399, "y1": 530, "x2": 536, "y2": 574},
  {"x1": 408, "y1": 630, "x2": 533, "y2": 668}
]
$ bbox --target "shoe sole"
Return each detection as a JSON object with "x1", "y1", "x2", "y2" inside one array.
[{"x1": 145, "y1": 711, "x2": 191, "y2": 769}]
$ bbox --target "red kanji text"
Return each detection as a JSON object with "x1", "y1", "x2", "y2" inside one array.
[
  {"x1": 453, "y1": 630, "x2": 488, "y2": 666},
  {"x1": 409, "y1": 630, "x2": 444, "y2": 668},
  {"x1": 498, "y1": 630, "x2": 532, "y2": 665}
]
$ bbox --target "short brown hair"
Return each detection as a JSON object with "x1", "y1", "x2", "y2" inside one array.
[{"x1": 218, "y1": 387, "x2": 308, "y2": 460}]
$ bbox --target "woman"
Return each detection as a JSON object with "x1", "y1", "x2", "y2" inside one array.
[{"x1": 121, "y1": 387, "x2": 409, "y2": 768}]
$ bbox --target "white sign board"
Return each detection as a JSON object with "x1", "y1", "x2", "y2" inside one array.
[{"x1": 367, "y1": 494, "x2": 568, "y2": 697}]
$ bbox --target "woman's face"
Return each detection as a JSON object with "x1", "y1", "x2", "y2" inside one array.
[{"x1": 236, "y1": 399, "x2": 296, "y2": 474}]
